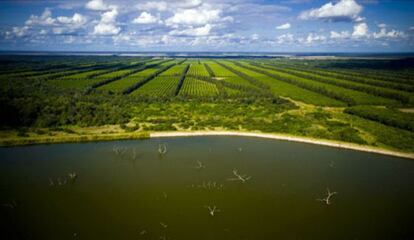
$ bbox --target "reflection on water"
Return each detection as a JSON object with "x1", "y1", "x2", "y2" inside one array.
[{"x1": 0, "y1": 136, "x2": 413, "y2": 239}]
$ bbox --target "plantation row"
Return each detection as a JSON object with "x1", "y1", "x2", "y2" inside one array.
[
  {"x1": 251, "y1": 62, "x2": 411, "y2": 104},
  {"x1": 344, "y1": 106, "x2": 414, "y2": 132},
  {"x1": 205, "y1": 62, "x2": 259, "y2": 90},
  {"x1": 2, "y1": 57, "x2": 143, "y2": 81},
  {"x1": 179, "y1": 77, "x2": 219, "y2": 97},
  {"x1": 260, "y1": 61, "x2": 414, "y2": 92},
  {"x1": 122, "y1": 60, "x2": 183, "y2": 94},
  {"x1": 86, "y1": 60, "x2": 175, "y2": 93},
  {"x1": 1, "y1": 57, "x2": 412, "y2": 108},
  {"x1": 214, "y1": 61, "x2": 271, "y2": 92},
  {"x1": 231, "y1": 61, "x2": 398, "y2": 106},
  {"x1": 187, "y1": 63, "x2": 210, "y2": 77},
  {"x1": 264, "y1": 60, "x2": 414, "y2": 87},
  {"x1": 269, "y1": 59, "x2": 414, "y2": 84}
]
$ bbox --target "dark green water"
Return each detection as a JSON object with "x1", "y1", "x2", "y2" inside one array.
[{"x1": 1, "y1": 136, "x2": 413, "y2": 240}]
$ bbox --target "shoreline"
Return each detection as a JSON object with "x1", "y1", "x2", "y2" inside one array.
[
  {"x1": 150, "y1": 131, "x2": 414, "y2": 160},
  {"x1": 0, "y1": 130, "x2": 413, "y2": 160}
]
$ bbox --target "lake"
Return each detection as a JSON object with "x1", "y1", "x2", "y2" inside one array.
[{"x1": 1, "y1": 136, "x2": 413, "y2": 239}]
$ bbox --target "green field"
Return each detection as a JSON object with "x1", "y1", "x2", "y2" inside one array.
[{"x1": 1, "y1": 55, "x2": 413, "y2": 153}]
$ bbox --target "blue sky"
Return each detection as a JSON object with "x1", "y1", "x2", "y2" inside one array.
[{"x1": 0, "y1": 0, "x2": 413, "y2": 52}]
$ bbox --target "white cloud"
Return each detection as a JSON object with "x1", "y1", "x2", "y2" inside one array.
[
  {"x1": 136, "y1": 0, "x2": 202, "y2": 12},
  {"x1": 169, "y1": 24, "x2": 212, "y2": 36},
  {"x1": 113, "y1": 33, "x2": 131, "y2": 44},
  {"x1": 165, "y1": 7, "x2": 231, "y2": 27},
  {"x1": 93, "y1": 7, "x2": 120, "y2": 35},
  {"x1": 101, "y1": 7, "x2": 118, "y2": 22},
  {"x1": 276, "y1": 33, "x2": 294, "y2": 44},
  {"x1": 25, "y1": 8, "x2": 56, "y2": 26},
  {"x1": 251, "y1": 33, "x2": 259, "y2": 40},
  {"x1": 93, "y1": 23, "x2": 120, "y2": 35},
  {"x1": 373, "y1": 28, "x2": 405, "y2": 39},
  {"x1": 25, "y1": 8, "x2": 87, "y2": 29},
  {"x1": 303, "y1": 32, "x2": 326, "y2": 44},
  {"x1": 276, "y1": 23, "x2": 291, "y2": 30},
  {"x1": 12, "y1": 26, "x2": 30, "y2": 37},
  {"x1": 175, "y1": 0, "x2": 203, "y2": 9},
  {"x1": 410, "y1": 26, "x2": 414, "y2": 31},
  {"x1": 132, "y1": 12, "x2": 161, "y2": 24},
  {"x1": 19, "y1": 8, "x2": 88, "y2": 36},
  {"x1": 330, "y1": 30, "x2": 350, "y2": 39},
  {"x1": 299, "y1": 0, "x2": 363, "y2": 22},
  {"x1": 57, "y1": 13, "x2": 87, "y2": 28},
  {"x1": 136, "y1": 1, "x2": 168, "y2": 12},
  {"x1": 352, "y1": 22, "x2": 369, "y2": 38},
  {"x1": 378, "y1": 23, "x2": 387, "y2": 28},
  {"x1": 86, "y1": 0, "x2": 109, "y2": 11}
]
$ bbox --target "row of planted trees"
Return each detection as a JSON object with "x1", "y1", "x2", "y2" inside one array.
[
  {"x1": 344, "y1": 106, "x2": 414, "y2": 132},
  {"x1": 256, "y1": 62, "x2": 410, "y2": 104},
  {"x1": 122, "y1": 59, "x2": 180, "y2": 94},
  {"x1": 236, "y1": 61, "x2": 357, "y2": 106}
]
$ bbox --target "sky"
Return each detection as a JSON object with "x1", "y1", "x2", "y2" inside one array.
[{"x1": 0, "y1": 0, "x2": 413, "y2": 52}]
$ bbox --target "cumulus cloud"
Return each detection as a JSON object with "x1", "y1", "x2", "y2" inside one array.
[
  {"x1": 165, "y1": 7, "x2": 232, "y2": 27},
  {"x1": 275, "y1": 33, "x2": 294, "y2": 44},
  {"x1": 14, "y1": 8, "x2": 89, "y2": 37},
  {"x1": 93, "y1": 23, "x2": 120, "y2": 35},
  {"x1": 373, "y1": 27, "x2": 405, "y2": 39},
  {"x1": 26, "y1": 9, "x2": 87, "y2": 29},
  {"x1": 7, "y1": 26, "x2": 30, "y2": 38},
  {"x1": 57, "y1": 13, "x2": 87, "y2": 28},
  {"x1": 352, "y1": 22, "x2": 369, "y2": 38},
  {"x1": 25, "y1": 8, "x2": 56, "y2": 26},
  {"x1": 132, "y1": 12, "x2": 161, "y2": 24},
  {"x1": 93, "y1": 7, "x2": 120, "y2": 35},
  {"x1": 276, "y1": 23, "x2": 291, "y2": 30},
  {"x1": 86, "y1": 0, "x2": 110, "y2": 11},
  {"x1": 330, "y1": 30, "x2": 350, "y2": 39},
  {"x1": 175, "y1": 0, "x2": 203, "y2": 9},
  {"x1": 136, "y1": 0, "x2": 203, "y2": 12},
  {"x1": 136, "y1": 1, "x2": 168, "y2": 12},
  {"x1": 299, "y1": 0, "x2": 363, "y2": 22},
  {"x1": 303, "y1": 32, "x2": 327, "y2": 44},
  {"x1": 169, "y1": 24, "x2": 212, "y2": 36}
]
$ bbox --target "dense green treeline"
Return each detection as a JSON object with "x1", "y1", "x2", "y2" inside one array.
[{"x1": 344, "y1": 106, "x2": 414, "y2": 131}]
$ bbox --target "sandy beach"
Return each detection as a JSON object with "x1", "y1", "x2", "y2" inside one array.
[{"x1": 151, "y1": 131, "x2": 414, "y2": 160}]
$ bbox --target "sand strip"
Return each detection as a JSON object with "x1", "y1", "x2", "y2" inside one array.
[{"x1": 150, "y1": 131, "x2": 414, "y2": 160}]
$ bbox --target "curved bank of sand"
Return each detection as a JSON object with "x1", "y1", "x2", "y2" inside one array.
[
  {"x1": 1, "y1": 130, "x2": 413, "y2": 160},
  {"x1": 150, "y1": 131, "x2": 414, "y2": 160}
]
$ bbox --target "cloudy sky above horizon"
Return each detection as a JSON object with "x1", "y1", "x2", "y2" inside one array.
[{"x1": 0, "y1": 0, "x2": 413, "y2": 52}]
